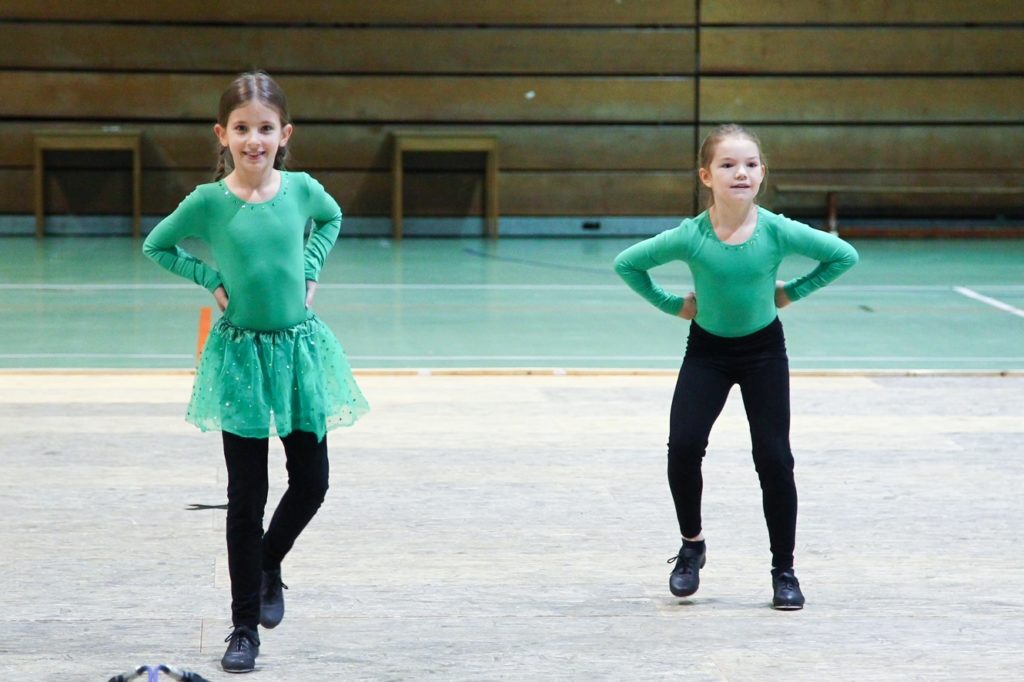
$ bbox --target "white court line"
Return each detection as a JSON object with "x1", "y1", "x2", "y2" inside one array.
[
  {"x1": 350, "y1": 355, "x2": 1022, "y2": 362},
  {"x1": 5, "y1": 354, "x2": 1020, "y2": 363},
  {"x1": 4, "y1": 283, "x2": 639, "y2": 291},
  {"x1": 953, "y1": 286, "x2": 1024, "y2": 319},
  {"x1": 0, "y1": 353, "x2": 191, "y2": 360},
  {"x1": 348, "y1": 356, "x2": 1024, "y2": 364},
  {"x1": 3, "y1": 283, "x2": 1023, "y2": 292}
]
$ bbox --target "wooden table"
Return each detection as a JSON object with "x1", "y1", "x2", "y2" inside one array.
[
  {"x1": 391, "y1": 132, "x2": 499, "y2": 240},
  {"x1": 33, "y1": 128, "x2": 143, "y2": 238}
]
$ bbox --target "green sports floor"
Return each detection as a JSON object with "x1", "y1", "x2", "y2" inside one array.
[{"x1": 1, "y1": 235, "x2": 1022, "y2": 372}]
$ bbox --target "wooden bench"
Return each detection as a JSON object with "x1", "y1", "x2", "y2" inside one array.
[
  {"x1": 33, "y1": 127, "x2": 143, "y2": 238},
  {"x1": 775, "y1": 184, "x2": 1024, "y2": 235},
  {"x1": 391, "y1": 132, "x2": 499, "y2": 240}
]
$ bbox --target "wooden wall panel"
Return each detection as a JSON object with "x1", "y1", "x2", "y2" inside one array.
[
  {"x1": 765, "y1": 171, "x2": 1024, "y2": 219},
  {"x1": 0, "y1": 1, "x2": 697, "y2": 25},
  {"x1": 0, "y1": 23, "x2": 695, "y2": 75},
  {"x1": 501, "y1": 172, "x2": 692, "y2": 215},
  {"x1": 0, "y1": 72, "x2": 693, "y2": 123},
  {"x1": 694, "y1": 7, "x2": 1024, "y2": 225},
  {"x1": 1, "y1": 1, "x2": 1021, "y2": 227},
  {"x1": 701, "y1": 28, "x2": 1024, "y2": 74},
  {"x1": 701, "y1": 77, "x2": 1024, "y2": 123},
  {"x1": 15, "y1": 165, "x2": 1020, "y2": 220},
  {"x1": 766, "y1": 171, "x2": 1024, "y2": 193},
  {"x1": 1, "y1": 123, "x2": 694, "y2": 172},
  {"x1": 701, "y1": 0, "x2": 1024, "y2": 25},
  {"x1": 0, "y1": 169, "x2": 693, "y2": 217},
  {"x1": 739, "y1": 125, "x2": 1024, "y2": 171},
  {"x1": 375, "y1": 171, "x2": 692, "y2": 216}
]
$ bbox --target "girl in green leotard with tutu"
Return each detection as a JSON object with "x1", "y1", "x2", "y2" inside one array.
[{"x1": 143, "y1": 71, "x2": 368, "y2": 673}]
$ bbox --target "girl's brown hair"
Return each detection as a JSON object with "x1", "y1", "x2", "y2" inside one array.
[
  {"x1": 697, "y1": 124, "x2": 766, "y2": 207},
  {"x1": 213, "y1": 71, "x2": 291, "y2": 180}
]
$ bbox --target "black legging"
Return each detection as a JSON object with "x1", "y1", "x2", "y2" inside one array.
[
  {"x1": 223, "y1": 430, "x2": 329, "y2": 628},
  {"x1": 667, "y1": 317, "x2": 797, "y2": 569}
]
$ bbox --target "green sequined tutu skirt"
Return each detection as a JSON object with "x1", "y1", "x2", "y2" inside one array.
[{"x1": 187, "y1": 315, "x2": 369, "y2": 440}]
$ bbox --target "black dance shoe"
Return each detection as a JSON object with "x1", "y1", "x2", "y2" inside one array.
[
  {"x1": 260, "y1": 568, "x2": 288, "y2": 629},
  {"x1": 771, "y1": 568, "x2": 805, "y2": 610},
  {"x1": 668, "y1": 542, "x2": 706, "y2": 597},
  {"x1": 221, "y1": 625, "x2": 260, "y2": 673}
]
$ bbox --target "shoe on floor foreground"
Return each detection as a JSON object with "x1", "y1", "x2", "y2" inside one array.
[
  {"x1": 771, "y1": 568, "x2": 805, "y2": 610},
  {"x1": 221, "y1": 625, "x2": 260, "y2": 673}
]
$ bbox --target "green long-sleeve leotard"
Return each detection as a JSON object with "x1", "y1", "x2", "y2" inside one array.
[
  {"x1": 614, "y1": 207, "x2": 859, "y2": 337},
  {"x1": 143, "y1": 171, "x2": 341, "y2": 332}
]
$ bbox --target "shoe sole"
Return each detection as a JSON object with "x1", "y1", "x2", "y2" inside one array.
[
  {"x1": 221, "y1": 659, "x2": 256, "y2": 671},
  {"x1": 222, "y1": 647, "x2": 259, "y2": 672},
  {"x1": 260, "y1": 596, "x2": 283, "y2": 629},
  {"x1": 260, "y1": 602, "x2": 283, "y2": 629},
  {"x1": 259, "y1": 616, "x2": 282, "y2": 629},
  {"x1": 772, "y1": 603, "x2": 804, "y2": 610}
]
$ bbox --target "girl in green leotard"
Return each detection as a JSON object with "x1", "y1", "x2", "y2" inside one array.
[
  {"x1": 144, "y1": 72, "x2": 368, "y2": 672},
  {"x1": 615, "y1": 124, "x2": 858, "y2": 610}
]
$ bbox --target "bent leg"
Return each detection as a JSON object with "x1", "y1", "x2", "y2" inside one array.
[
  {"x1": 667, "y1": 359, "x2": 733, "y2": 538},
  {"x1": 261, "y1": 431, "x2": 330, "y2": 570}
]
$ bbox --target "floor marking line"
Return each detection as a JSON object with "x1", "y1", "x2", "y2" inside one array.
[
  {"x1": 3, "y1": 283, "x2": 1024, "y2": 293},
  {"x1": 953, "y1": 286, "x2": 1024, "y2": 319},
  {"x1": 2, "y1": 283, "x2": 641, "y2": 291},
  {"x1": 462, "y1": 246, "x2": 610, "y2": 274},
  {"x1": 8, "y1": 354, "x2": 1019, "y2": 363},
  {"x1": 0, "y1": 353, "x2": 193, "y2": 359}
]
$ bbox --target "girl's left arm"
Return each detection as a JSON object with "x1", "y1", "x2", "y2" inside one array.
[
  {"x1": 779, "y1": 217, "x2": 859, "y2": 302},
  {"x1": 302, "y1": 174, "x2": 343, "y2": 283}
]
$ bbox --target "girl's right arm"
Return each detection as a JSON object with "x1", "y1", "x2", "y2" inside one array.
[
  {"x1": 142, "y1": 189, "x2": 224, "y2": 293},
  {"x1": 613, "y1": 226, "x2": 689, "y2": 316}
]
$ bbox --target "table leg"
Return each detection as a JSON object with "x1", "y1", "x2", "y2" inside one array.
[
  {"x1": 132, "y1": 143, "x2": 142, "y2": 238},
  {"x1": 826, "y1": 192, "x2": 839, "y2": 235},
  {"x1": 34, "y1": 147, "x2": 45, "y2": 238},
  {"x1": 391, "y1": 145, "x2": 404, "y2": 241},
  {"x1": 485, "y1": 149, "x2": 499, "y2": 239}
]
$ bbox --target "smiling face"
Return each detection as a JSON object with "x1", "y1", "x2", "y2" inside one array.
[
  {"x1": 214, "y1": 100, "x2": 292, "y2": 177},
  {"x1": 698, "y1": 134, "x2": 766, "y2": 207}
]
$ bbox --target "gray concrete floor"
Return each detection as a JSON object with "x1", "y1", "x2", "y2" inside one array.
[{"x1": 2, "y1": 372, "x2": 1023, "y2": 681}]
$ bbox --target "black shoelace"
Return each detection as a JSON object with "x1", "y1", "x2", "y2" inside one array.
[
  {"x1": 666, "y1": 553, "x2": 698, "y2": 574},
  {"x1": 265, "y1": 578, "x2": 288, "y2": 598},
  {"x1": 224, "y1": 628, "x2": 257, "y2": 648},
  {"x1": 777, "y1": 574, "x2": 798, "y2": 591}
]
